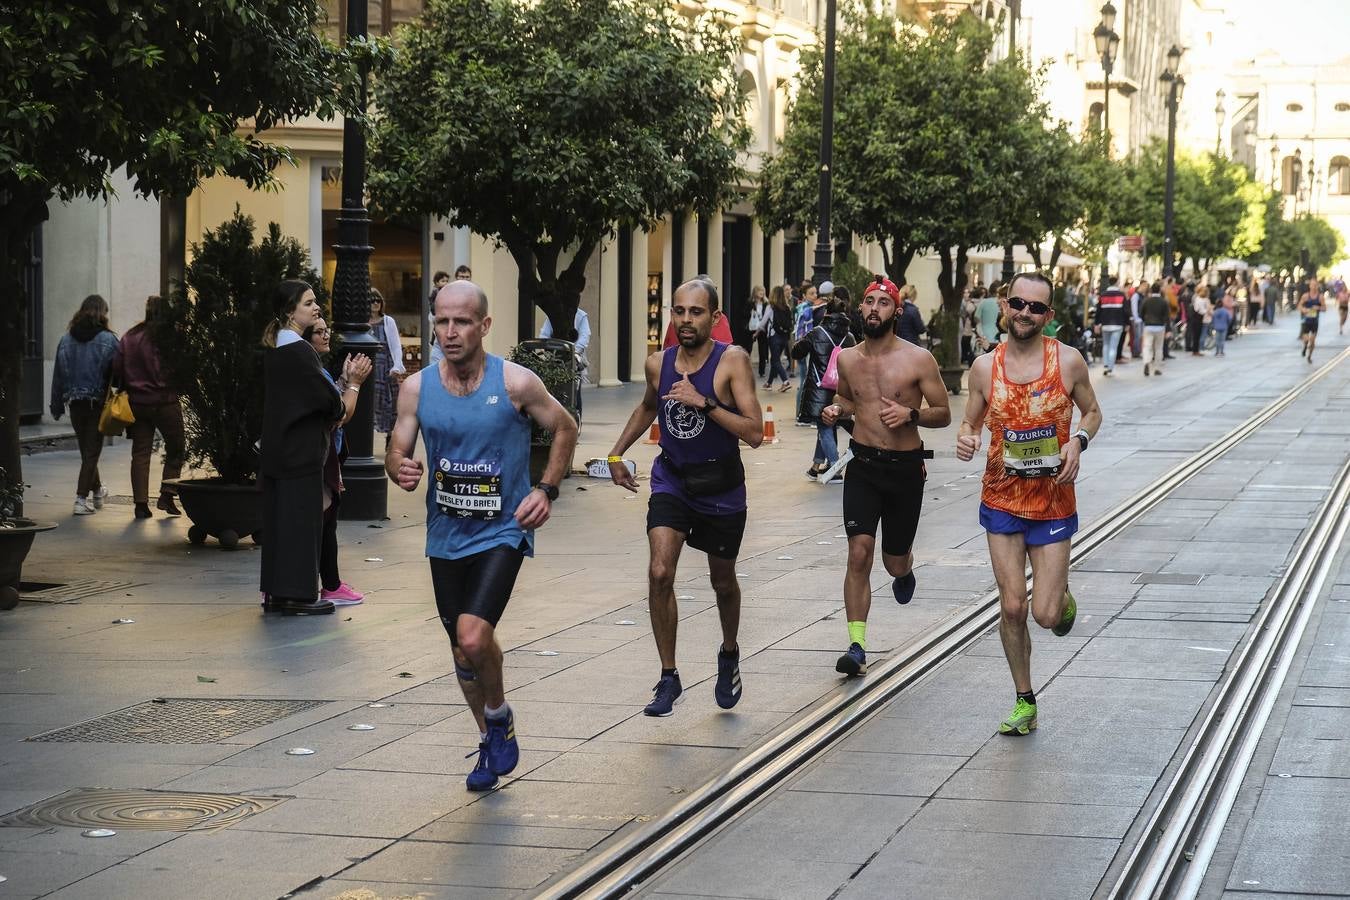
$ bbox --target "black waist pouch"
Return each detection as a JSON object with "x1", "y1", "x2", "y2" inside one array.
[{"x1": 662, "y1": 453, "x2": 745, "y2": 497}]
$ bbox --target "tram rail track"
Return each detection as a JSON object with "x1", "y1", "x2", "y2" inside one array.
[{"x1": 535, "y1": 347, "x2": 1350, "y2": 900}]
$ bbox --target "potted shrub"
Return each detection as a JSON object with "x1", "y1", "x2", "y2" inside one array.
[
  {"x1": 508, "y1": 340, "x2": 580, "y2": 484},
  {"x1": 157, "y1": 209, "x2": 327, "y2": 549},
  {"x1": 926, "y1": 306, "x2": 965, "y2": 394},
  {"x1": 0, "y1": 465, "x2": 56, "y2": 611}
]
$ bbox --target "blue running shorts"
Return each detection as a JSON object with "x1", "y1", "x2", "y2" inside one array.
[{"x1": 979, "y1": 503, "x2": 1078, "y2": 546}]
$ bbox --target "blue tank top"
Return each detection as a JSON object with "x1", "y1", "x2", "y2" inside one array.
[
  {"x1": 418, "y1": 354, "x2": 534, "y2": 560},
  {"x1": 650, "y1": 342, "x2": 746, "y2": 515}
]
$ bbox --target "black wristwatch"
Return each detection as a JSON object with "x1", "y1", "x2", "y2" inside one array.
[
  {"x1": 702, "y1": 395, "x2": 721, "y2": 414},
  {"x1": 1074, "y1": 429, "x2": 1090, "y2": 452},
  {"x1": 534, "y1": 482, "x2": 559, "y2": 502},
  {"x1": 908, "y1": 407, "x2": 920, "y2": 424}
]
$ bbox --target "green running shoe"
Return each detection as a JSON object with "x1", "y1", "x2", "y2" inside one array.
[
  {"x1": 1052, "y1": 589, "x2": 1076, "y2": 637},
  {"x1": 998, "y1": 698, "x2": 1038, "y2": 736}
]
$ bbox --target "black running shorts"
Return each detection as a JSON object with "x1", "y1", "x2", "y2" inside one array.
[
  {"x1": 429, "y1": 542, "x2": 526, "y2": 644},
  {"x1": 1301, "y1": 317, "x2": 1319, "y2": 335},
  {"x1": 647, "y1": 491, "x2": 746, "y2": 560},
  {"x1": 842, "y1": 445, "x2": 926, "y2": 557}
]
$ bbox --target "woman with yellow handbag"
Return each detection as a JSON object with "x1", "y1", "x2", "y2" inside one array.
[{"x1": 50, "y1": 294, "x2": 120, "y2": 516}]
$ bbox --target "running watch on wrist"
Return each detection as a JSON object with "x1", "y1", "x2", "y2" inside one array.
[
  {"x1": 1074, "y1": 429, "x2": 1090, "y2": 452},
  {"x1": 534, "y1": 482, "x2": 559, "y2": 502},
  {"x1": 702, "y1": 395, "x2": 720, "y2": 414},
  {"x1": 908, "y1": 407, "x2": 920, "y2": 424}
]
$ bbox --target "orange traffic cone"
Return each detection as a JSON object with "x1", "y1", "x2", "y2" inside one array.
[
  {"x1": 764, "y1": 405, "x2": 779, "y2": 444},
  {"x1": 644, "y1": 421, "x2": 660, "y2": 444}
]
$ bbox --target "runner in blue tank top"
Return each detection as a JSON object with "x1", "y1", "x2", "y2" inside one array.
[
  {"x1": 385, "y1": 281, "x2": 577, "y2": 792},
  {"x1": 608, "y1": 278, "x2": 764, "y2": 717}
]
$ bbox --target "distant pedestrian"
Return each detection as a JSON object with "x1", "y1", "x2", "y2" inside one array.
[
  {"x1": 747, "y1": 285, "x2": 770, "y2": 378},
  {"x1": 974, "y1": 287, "x2": 1001, "y2": 353},
  {"x1": 113, "y1": 295, "x2": 185, "y2": 519},
  {"x1": 260, "y1": 280, "x2": 354, "y2": 617},
  {"x1": 764, "y1": 285, "x2": 793, "y2": 391},
  {"x1": 1187, "y1": 285, "x2": 1212, "y2": 356},
  {"x1": 304, "y1": 317, "x2": 372, "y2": 606},
  {"x1": 1264, "y1": 277, "x2": 1281, "y2": 325},
  {"x1": 369, "y1": 288, "x2": 406, "y2": 439},
  {"x1": 1299, "y1": 279, "x2": 1324, "y2": 364},
  {"x1": 50, "y1": 294, "x2": 119, "y2": 516},
  {"x1": 895, "y1": 284, "x2": 927, "y2": 345},
  {"x1": 1094, "y1": 277, "x2": 1128, "y2": 375},
  {"x1": 794, "y1": 281, "x2": 823, "y2": 423},
  {"x1": 793, "y1": 299, "x2": 856, "y2": 481},
  {"x1": 454, "y1": 265, "x2": 472, "y2": 281},
  {"x1": 960, "y1": 288, "x2": 980, "y2": 364},
  {"x1": 1211, "y1": 301, "x2": 1232, "y2": 357},
  {"x1": 1337, "y1": 282, "x2": 1348, "y2": 335},
  {"x1": 1140, "y1": 282, "x2": 1169, "y2": 376}
]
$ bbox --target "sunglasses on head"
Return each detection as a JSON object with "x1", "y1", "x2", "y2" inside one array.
[{"x1": 1007, "y1": 297, "x2": 1052, "y2": 315}]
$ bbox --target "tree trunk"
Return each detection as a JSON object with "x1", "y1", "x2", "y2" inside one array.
[
  {"x1": 1048, "y1": 235, "x2": 1063, "y2": 271},
  {"x1": 884, "y1": 238, "x2": 917, "y2": 286},
  {"x1": 506, "y1": 237, "x2": 595, "y2": 345},
  {"x1": 935, "y1": 244, "x2": 969, "y2": 313}
]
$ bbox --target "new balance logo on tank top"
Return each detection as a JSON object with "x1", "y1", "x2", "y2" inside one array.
[
  {"x1": 982, "y1": 339, "x2": 1076, "y2": 521},
  {"x1": 649, "y1": 342, "x2": 746, "y2": 515},
  {"x1": 418, "y1": 354, "x2": 534, "y2": 560}
]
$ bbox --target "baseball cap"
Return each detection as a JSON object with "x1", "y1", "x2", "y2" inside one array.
[
  {"x1": 819, "y1": 280, "x2": 835, "y2": 295},
  {"x1": 865, "y1": 275, "x2": 901, "y2": 304}
]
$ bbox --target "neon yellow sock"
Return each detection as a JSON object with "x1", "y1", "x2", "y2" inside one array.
[{"x1": 847, "y1": 620, "x2": 867, "y2": 649}]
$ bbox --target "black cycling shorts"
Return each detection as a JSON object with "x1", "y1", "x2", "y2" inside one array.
[
  {"x1": 842, "y1": 444, "x2": 926, "y2": 557},
  {"x1": 429, "y1": 542, "x2": 526, "y2": 644},
  {"x1": 1301, "y1": 317, "x2": 1319, "y2": 335},
  {"x1": 647, "y1": 491, "x2": 746, "y2": 560}
]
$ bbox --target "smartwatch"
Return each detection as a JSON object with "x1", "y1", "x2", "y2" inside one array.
[
  {"x1": 1074, "y1": 429, "x2": 1090, "y2": 452},
  {"x1": 908, "y1": 407, "x2": 920, "y2": 424},
  {"x1": 534, "y1": 482, "x2": 559, "y2": 502},
  {"x1": 702, "y1": 395, "x2": 721, "y2": 414}
]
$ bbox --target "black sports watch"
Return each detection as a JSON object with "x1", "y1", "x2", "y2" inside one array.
[
  {"x1": 702, "y1": 395, "x2": 721, "y2": 414},
  {"x1": 908, "y1": 407, "x2": 920, "y2": 424},
  {"x1": 534, "y1": 482, "x2": 559, "y2": 502},
  {"x1": 1074, "y1": 429, "x2": 1090, "y2": 452}
]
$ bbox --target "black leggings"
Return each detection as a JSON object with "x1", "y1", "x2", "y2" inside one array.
[
  {"x1": 429, "y1": 544, "x2": 526, "y2": 645},
  {"x1": 319, "y1": 505, "x2": 340, "y2": 592}
]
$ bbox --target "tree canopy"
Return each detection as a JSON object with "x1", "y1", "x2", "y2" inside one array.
[
  {"x1": 0, "y1": 0, "x2": 354, "y2": 508},
  {"x1": 367, "y1": 0, "x2": 749, "y2": 338},
  {"x1": 1260, "y1": 213, "x2": 1345, "y2": 275}
]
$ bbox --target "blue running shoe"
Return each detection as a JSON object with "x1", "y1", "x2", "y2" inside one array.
[
  {"x1": 893, "y1": 570, "x2": 916, "y2": 605},
  {"x1": 835, "y1": 642, "x2": 867, "y2": 677},
  {"x1": 644, "y1": 673, "x2": 683, "y2": 716},
  {"x1": 464, "y1": 741, "x2": 498, "y2": 791},
  {"x1": 484, "y1": 708, "x2": 519, "y2": 776},
  {"x1": 715, "y1": 646, "x2": 742, "y2": 709}
]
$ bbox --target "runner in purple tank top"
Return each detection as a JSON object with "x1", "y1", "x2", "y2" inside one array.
[{"x1": 608, "y1": 278, "x2": 764, "y2": 717}]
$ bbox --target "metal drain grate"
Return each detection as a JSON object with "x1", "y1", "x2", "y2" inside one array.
[
  {"x1": 19, "y1": 579, "x2": 138, "y2": 604},
  {"x1": 27, "y1": 698, "x2": 327, "y2": 744},
  {"x1": 0, "y1": 788, "x2": 283, "y2": 832}
]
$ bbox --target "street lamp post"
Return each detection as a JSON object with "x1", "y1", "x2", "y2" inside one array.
[
  {"x1": 1292, "y1": 148, "x2": 1303, "y2": 216},
  {"x1": 331, "y1": 1, "x2": 387, "y2": 521},
  {"x1": 1001, "y1": 0, "x2": 1021, "y2": 284},
  {"x1": 1093, "y1": 2, "x2": 1119, "y2": 158},
  {"x1": 1270, "y1": 138, "x2": 1279, "y2": 190},
  {"x1": 1242, "y1": 120, "x2": 1257, "y2": 172},
  {"x1": 1214, "y1": 89, "x2": 1226, "y2": 155},
  {"x1": 811, "y1": 0, "x2": 837, "y2": 287},
  {"x1": 1160, "y1": 46, "x2": 1184, "y2": 279}
]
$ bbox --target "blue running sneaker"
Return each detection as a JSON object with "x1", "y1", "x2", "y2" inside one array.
[
  {"x1": 484, "y1": 708, "x2": 519, "y2": 776},
  {"x1": 714, "y1": 646, "x2": 742, "y2": 709},
  {"x1": 835, "y1": 642, "x2": 867, "y2": 677},
  {"x1": 644, "y1": 672, "x2": 683, "y2": 716},
  {"x1": 892, "y1": 570, "x2": 916, "y2": 605},
  {"x1": 464, "y1": 741, "x2": 498, "y2": 791}
]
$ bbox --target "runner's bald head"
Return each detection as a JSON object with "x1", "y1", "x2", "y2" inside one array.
[
  {"x1": 676, "y1": 277, "x2": 720, "y2": 312},
  {"x1": 436, "y1": 280, "x2": 489, "y2": 320}
]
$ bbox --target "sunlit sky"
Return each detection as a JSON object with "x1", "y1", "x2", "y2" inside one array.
[{"x1": 1220, "y1": 0, "x2": 1350, "y2": 63}]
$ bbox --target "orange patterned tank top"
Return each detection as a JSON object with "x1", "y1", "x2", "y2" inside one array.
[{"x1": 982, "y1": 338, "x2": 1076, "y2": 520}]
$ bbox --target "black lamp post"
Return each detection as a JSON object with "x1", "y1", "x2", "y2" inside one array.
[
  {"x1": 1214, "y1": 89, "x2": 1225, "y2": 155},
  {"x1": 811, "y1": 0, "x2": 838, "y2": 287},
  {"x1": 1160, "y1": 45, "x2": 1184, "y2": 279},
  {"x1": 331, "y1": 1, "x2": 387, "y2": 521},
  {"x1": 1270, "y1": 138, "x2": 1279, "y2": 190},
  {"x1": 1292, "y1": 148, "x2": 1303, "y2": 216},
  {"x1": 1308, "y1": 159, "x2": 1319, "y2": 215},
  {"x1": 1093, "y1": 2, "x2": 1119, "y2": 158},
  {"x1": 1001, "y1": 0, "x2": 1022, "y2": 284}
]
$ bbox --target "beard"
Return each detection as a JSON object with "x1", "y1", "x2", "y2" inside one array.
[
  {"x1": 677, "y1": 328, "x2": 706, "y2": 348},
  {"x1": 1007, "y1": 317, "x2": 1041, "y2": 342},
  {"x1": 862, "y1": 314, "x2": 893, "y2": 338}
]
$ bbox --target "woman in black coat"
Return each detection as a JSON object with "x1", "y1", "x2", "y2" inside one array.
[
  {"x1": 792, "y1": 300, "x2": 856, "y2": 482},
  {"x1": 259, "y1": 280, "x2": 351, "y2": 616}
]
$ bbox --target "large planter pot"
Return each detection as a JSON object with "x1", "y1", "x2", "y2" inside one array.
[
  {"x1": 0, "y1": 518, "x2": 57, "y2": 611},
  {"x1": 939, "y1": 366, "x2": 965, "y2": 395},
  {"x1": 528, "y1": 444, "x2": 576, "y2": 486},
  {"x1": 166, "y1": 478, "x2": 262, "y2": 550}
]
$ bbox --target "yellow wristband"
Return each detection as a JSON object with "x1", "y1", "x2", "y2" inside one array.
[{"x1": 607, "y1": 455, "x2": 624, "y2": 464}]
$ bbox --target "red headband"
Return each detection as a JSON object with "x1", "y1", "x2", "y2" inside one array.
[{"x1": 866, "y1": 277, "x2": 901, "y2": 304}]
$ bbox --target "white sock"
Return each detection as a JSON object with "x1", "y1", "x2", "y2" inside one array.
[{"x1": 484, "y1": 701, "x2": 509, "y2": 720}]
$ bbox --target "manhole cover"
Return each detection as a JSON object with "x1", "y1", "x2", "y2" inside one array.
[
  {"x1": 19, "y1": 579, "x2": 139, "y2": 604},
  {"x1": 1134, "y1": 573, "x2": 1205, "y2": 586},
  {"x1": 26, "y1": 698, "x2": 327, "y2": 744},
  {"x1": 0, "y1": 789, "x2": 283, "y2": 832}
]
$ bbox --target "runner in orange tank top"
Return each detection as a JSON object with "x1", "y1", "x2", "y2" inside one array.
[{"x1": 956, "y1": 272, "x2": 1102, "y2": 737}]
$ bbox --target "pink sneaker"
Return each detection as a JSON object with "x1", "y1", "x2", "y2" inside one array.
[{"x1": 321, "y1": 583, "x2": 364, "y2": 605}]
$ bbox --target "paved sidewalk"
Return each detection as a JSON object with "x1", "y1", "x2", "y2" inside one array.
[{"x1": 0, "y1": 318, "x2": 1337, "y2": 899}]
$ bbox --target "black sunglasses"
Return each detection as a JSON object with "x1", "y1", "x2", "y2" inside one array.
[{"x1": 1007, "y1": 297, "x2": 1052, "y2": 315}]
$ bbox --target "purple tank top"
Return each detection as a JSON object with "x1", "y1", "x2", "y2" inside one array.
[{"x1": 651, "y1": 342, "x2": 745, "y2": 515}]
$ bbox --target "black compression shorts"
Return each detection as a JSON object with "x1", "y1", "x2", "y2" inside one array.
[
  {"x1": 1301, "y1": 317, "x2": 1319, "y2": 335},
  {"x1": 842, "y1": 442, "x2": 927, "y2": 557},
  {"x1": 429, "y1": 542, "x2": 526, "y2": 645},
  {"x1": 647, "y1": 492, "x2": 746, "y2": 560}
]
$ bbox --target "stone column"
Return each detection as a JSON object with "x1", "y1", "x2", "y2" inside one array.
[
  {"x1": 705, "y1": 212, "x2": 724, "y2": 290},
  {"x1": 599, "y1": 237, "x2": 621, "y2": 386},
  {"x1": 750, "y1": 220, "x2": 766, "y2": 291},
  {"x1": 630, "y1": 225, "x2": 651, "y2": 382},
  {"x1": 769, "y1": 230, "x2": 785, "y2": 290}
]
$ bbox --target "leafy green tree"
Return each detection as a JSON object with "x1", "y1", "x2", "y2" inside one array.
[
  {"x1": 367, "y1": 0, "x2": 748, "y2": 339},
  {"x1": 1261, "y1": 213, "x2": 1345, "y2": 275},
  {"x1": 0, "y1": 1, "x2": 354, "y2": 511}
]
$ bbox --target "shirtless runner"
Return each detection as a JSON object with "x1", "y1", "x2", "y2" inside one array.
[{"x1": 821, "y1": 275, "x2": 951, "y2": 676}]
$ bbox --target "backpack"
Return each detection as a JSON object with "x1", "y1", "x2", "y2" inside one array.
[{"x1": 818, "y1": 329, "x2": 844, "y2": 391}]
